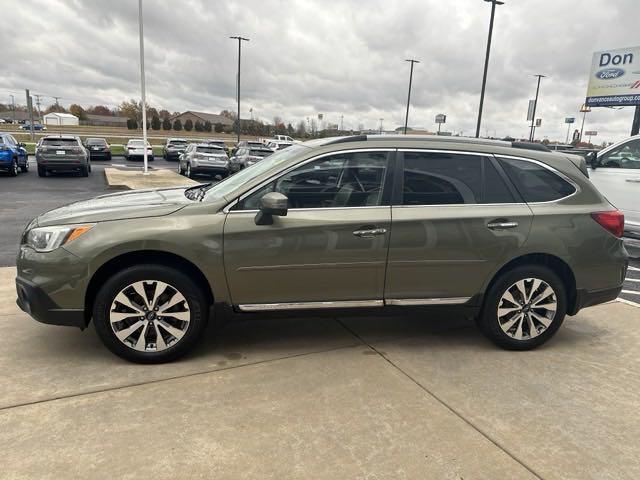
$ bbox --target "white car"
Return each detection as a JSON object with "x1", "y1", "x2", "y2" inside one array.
[
  {"x1": 588, "y1": 135, "x2": 640, "y2": 257},
  {"x1": 265, "y1": 140, "x2": 293, "y2": 151},
  {"x1": 124, "y1": 139, "x2": 154, "y2": 161}
]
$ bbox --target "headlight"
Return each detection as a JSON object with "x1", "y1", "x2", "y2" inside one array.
[{"x1": 24, "y1": 224, "x2": 95, "y2": 252}]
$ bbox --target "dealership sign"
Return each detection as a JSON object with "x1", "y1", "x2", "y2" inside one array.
[{"x1": 586, "y1": 46, "x2": 640, "y2": 107}]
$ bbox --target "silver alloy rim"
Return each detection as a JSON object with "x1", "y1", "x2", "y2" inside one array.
[
  {"x1": 497, "y1": 278, "x2": 557, "y2": 340},
  {"x1": 109, "y1": 280, "x2": 191, "y2": 352}
]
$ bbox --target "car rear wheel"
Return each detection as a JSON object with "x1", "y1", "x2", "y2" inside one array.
[
  {"x1": 478, "y1": 265, "x2": 567, "y2": 350},
  {"x1": 93, "y1": 264, "x2": 208, "y2": 363},
  {"x1": 186, "y1": 164, "x2": 192, "y2": 178},
  {"x1": 20, "y1": 160, "x2": 29, "y2": 173},
  {"x1": 80, "y1": 165, "x2": 89, "y2": 177},
  {"x1": 37, "y1": 165, "x2": 46, "y2": 177}
]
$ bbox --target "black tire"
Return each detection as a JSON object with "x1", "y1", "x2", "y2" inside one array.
[
  {"x1": 87, "y1": 162, "x2": 92, "y2": 173},
  {"x1": 106, "y1": 153, "x2": 112, "y2": 161},
  {"x1": 9, "y1": 158, "x2": 18, "y2": 176},
  {"x1": 37, "y1": 165, "x2": 46, "y2": 177},
  {"x1": 186, "y1": 164, "x2": 192, "y2": 178},
  {"x1": 93, "y1": 264, "x2": 208, "y2": 363},
  {"x1": 20, "y1": 161, "x2": 29, "y2": 173},
  {"x1": 80, "y1": 165, "x2": 89, "y2": 177},
  {"x1": 478, "y1": 265, "x2": 567, "y2": 350}
]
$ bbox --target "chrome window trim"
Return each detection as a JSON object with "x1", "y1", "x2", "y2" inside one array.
[
  {"x1": 385, "y1": 297, "x2": 470, "y2": 306},
  {"x1": 223, "y1": 148, "x2": 395, "y2": 213},
  {"x1": 395, "y1": 148, "x2": 579, "y2": 207},
  {"x1": 238, "y1": 299, "x2": 384, "y2": 311}
]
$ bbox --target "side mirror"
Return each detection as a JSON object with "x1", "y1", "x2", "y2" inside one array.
[
  {"x1": 586, "y1": 151, "x2": 598, "y2": 169},
  {"x1": 18, "y1": 142, "x2": 26, "y2": 148},
  {"x1": 255, "y1": 192, "x2": 288, "y2": 225}
]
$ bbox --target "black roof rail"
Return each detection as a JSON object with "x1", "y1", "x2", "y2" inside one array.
[
  {"x1": 511, "y1": 141, "x2": 551, "y2": 152},
  {"x1": 326, "y1": 135, "x2": 368, "y2": 145}
]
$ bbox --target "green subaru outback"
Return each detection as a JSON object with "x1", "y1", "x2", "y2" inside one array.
[{"x1": 16, "y1": 135, "x2": 628, "y2": 363}]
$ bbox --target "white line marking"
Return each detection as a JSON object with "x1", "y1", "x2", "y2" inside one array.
[
  {"x1": 621, "y1": 290, "x2": 640, "y2": 296},
  {"x1": 625, "y1": 278, "x2": 640, "y2": 283},
  {"x1": 629, "y1": 266, "x2": 640, "y2": 272},
  {"x1": 617, "y1": 297, "x2": 640, "y2": 308}
]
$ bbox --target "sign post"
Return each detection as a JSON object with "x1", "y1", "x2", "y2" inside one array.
[
  {"x1": 564, "y1": 117, "x2": 575, "y2": 144},
  {"x1": 435, "y1": 113, "x2": 446, "y2": 134},
  {"x1": 585, "y1": 130, "x2": 598, "y2": 144},
  {"x1": 585, "y1": 45, "x2": 640, "y2": 135}
]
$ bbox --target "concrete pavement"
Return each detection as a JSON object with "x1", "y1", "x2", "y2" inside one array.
[{"x1": 1, "y1": 264, "x2": 639, "y2": 479}]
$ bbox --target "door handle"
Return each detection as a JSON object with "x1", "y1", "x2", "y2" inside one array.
[
  {"x1": 353, "y1": 227, "x2": 387, "y2": 238},
  {"x1": 625, "y1": 178, "x2": 640, "y2": 183},
  {"x1": 487, "y1": 221, "x2": 518, "y2": 230}
]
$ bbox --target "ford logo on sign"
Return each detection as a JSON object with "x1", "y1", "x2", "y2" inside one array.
[{"x1": 596, "y1": 68, "x2": 625, "y2": 80}]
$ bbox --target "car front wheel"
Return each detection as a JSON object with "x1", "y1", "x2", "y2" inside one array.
[
  {"x1": 9, "y1": 158, "x2": 18, "y2": 176},
  {"x1": 478, "y1": 265, "x2": 567, "y2": 350},
  {"x1": 93, "y1": 264, "x2": 208, "y2": 363}
]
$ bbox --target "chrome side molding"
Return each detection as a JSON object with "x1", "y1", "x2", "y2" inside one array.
[{"x1": 237, "y1": 297, "x2": 470, "y2": 311}]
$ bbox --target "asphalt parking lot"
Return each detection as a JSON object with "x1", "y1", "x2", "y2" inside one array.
[{"x1": 2, "y1": 155, "x2": 640, "y2": 477}]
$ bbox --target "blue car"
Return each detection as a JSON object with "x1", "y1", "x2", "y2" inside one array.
[{"x1": 0, "y1": 133, "x2": 29, "y2": 176}]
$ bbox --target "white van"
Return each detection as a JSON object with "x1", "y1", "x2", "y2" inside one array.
[{"x1": 588, "y1": 135, "x2": 640, "y2": 257}]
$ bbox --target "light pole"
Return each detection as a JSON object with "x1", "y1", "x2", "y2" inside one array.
[
  {"x1": 230, "y1": 35, "x2": 249, "y2": 144},
  {"x1": 138, "y1": 0, "x2": 149, "y2": 174},
  {"x1": 379, "y1": 118, "x2": 384, "y2": 134},
  {"x1": 403, "y1": 59, "x2": 419, "y2": 134},
  {"x1": 529, "y1": 74, "x2": 546, "y2": 141},
  {"x1": 475, "y1": 0, "x2": 504, "y2": 138},
  {"x1": 9, "y1": 95, "x2": 15, "y2": 123},
  {"x1": 579, "y1": 104, "x2": 591, "y2": 142}
]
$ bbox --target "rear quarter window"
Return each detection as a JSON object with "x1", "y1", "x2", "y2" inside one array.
[{"x1": 498, "y1": 157, "x2": 576, "y2": 202}]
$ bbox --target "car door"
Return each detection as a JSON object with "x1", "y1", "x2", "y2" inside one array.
[
  {"x1": 589, "y1": 138, "x2": 640, "y2": 232},
  {"x1": 384, "y1": 150, "x2": 533, "y2": 304},
  {"x1": 223, "y1": 149, "x2": 394, "y2": 309}
]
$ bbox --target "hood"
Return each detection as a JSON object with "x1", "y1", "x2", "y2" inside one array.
[{"x1": 37, "y1": 187, "x2": 193, "y2": 227}]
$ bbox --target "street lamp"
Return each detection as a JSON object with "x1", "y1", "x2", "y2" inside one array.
[
  {"x1": 529, "y1": 74, "x2": 546, "y2": 141},
  {"x1": 379, "y1": 118, "x2": 384, "y2": 134},
  {"x1": 403, "y1": 59, "x2": 419, "y2": 134},
  {"x1": 475, "y1": 0, "x2": 504, "y2": 138},
  {"x1": 230, "y1": 36, "x2": 250, "y2": 144},
  {"x1": 138, "y1": 0, "x2": 149, "y2": 174}
]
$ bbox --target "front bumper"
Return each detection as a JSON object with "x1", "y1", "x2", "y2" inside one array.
[{"x1": 16, "y1": 277, "x2": 85, "y2": 328}]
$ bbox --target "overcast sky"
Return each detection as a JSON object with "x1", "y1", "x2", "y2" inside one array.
[{"x1": 2, "y1": 0, "x2": 639, "y2": 143}]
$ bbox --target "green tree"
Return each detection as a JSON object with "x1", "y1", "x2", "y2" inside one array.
[
  {"x1": 286, "y1": 123, "x2": 295, "y2": 136},
  {"x1": 214, "y1": 123, "x2": 223, "y2": 133},
  {"x1": 118, "y1": 99, "x2": 140, "y2": 120},
  {"x1": 151, "y1": 115, "x2": 161, "y2": 130},
  {"x1": 184, "y1": 119, "x2": 193, "y2": 131},
  {"x1": 194, "y1": 120, "x2": 203, "y2": 132},
  {"x1": 204, "y1": 121, "x2": 212, "y2": 132},
  {"x1": 173, "y1": 119, "x2": 183, "y2": 131},
  {"x1": 126, "y1": 118, "x2": 138, "y2": 130},
  {"x1": 162, "y1": 117, "x2": 171, "y2": 130},
  {"x1": 44, "y1": 104, "x2": 67, "y2": 114}
]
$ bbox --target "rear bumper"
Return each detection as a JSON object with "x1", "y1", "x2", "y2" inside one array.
[
  {"x1": 16, "y1": 277, "x2": 85, "y2": 329},
  {"x1": 164, "y1": 151, "x2": 183, "y2": 160},
  {"x1": 192, "y1": 165, "x2": 230, "y2": 176},
  {"x1": 88, "y1": 150, "x2": 111, "y2": 159},
  {"x1": 570, "y1": 284, "x2": 623, "y2": 315},
  {"x1": 126, "y1": 154, "x2": 154, "y2": 161}
]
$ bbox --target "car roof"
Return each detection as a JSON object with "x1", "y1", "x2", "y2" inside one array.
[
  {"x1": 194, "y1": 143, "x2": 224, "y2": 148},
  {"x1": 42, "y1": 135, "x2": 78, "y2": 140},
  {"x1": 167, "y1": 138, "x2": 187, "y2": 142}
]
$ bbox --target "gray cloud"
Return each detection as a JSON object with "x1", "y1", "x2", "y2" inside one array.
[{"x1": 1, "y1": 0, "x2": 639, "y2": 143}]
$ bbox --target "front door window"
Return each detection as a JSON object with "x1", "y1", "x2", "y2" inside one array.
[{"x1": 599, "y1": 139, "x2": 640, "y2": 169}]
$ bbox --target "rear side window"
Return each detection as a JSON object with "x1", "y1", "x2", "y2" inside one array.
[
  {"x1": 498, "y1": 157, "x2": 576, "y2": 202},
  {"x1": 401, "y1": 152, "x2": 514, "y2": 205}
]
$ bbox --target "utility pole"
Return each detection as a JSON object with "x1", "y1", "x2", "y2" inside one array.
[
  {"x1": 138, "y1": 0, "x2": 149, "y2": 174},
  {"x1": 10, "y1": 94, "x2": 15, "y2": 123},
  {"x1": 379, "y1": 118, "x2": 384, "y2": 134},
  {"x1": 25, "y1": 89, "x2": 35, "y2": 141},
  {"x1": 53, "y1": 96, "x2": 61, "y2": 107},
  {"x1": 529, "y1": 74, "x2": 546, "y2": 141},
  {"x1": 33, "y1": 94, "x2": 43, "y2": 122},
  {"x1": 230, "y1": 35, "x2": 249, "y2": 144},
  {"x1": 403, "y1": 59, "x2": 419, "y2": 134},
  {"x1": 475, "y1": 0, "x2": 504, "y2": 138},
  {"x1": 340, "y1": 115, "x2": 344, "y2": 131}
]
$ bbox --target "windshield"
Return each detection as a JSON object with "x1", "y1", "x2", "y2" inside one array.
[
  {"x1": 169, "y1": 141, "x2": 187, "y2": 146},
  {"x1": 196, "y1": 146, "x2": 225, "y2": 154},
  {"x1": 86, "y1": 138, "x2": 106, "y2": 145},
  {"x1": 204, "y1": 143, "x2": 309, "y2": 201},
  {"x1": 129, "y1": 140, "x2": 147, "y2": 146}
]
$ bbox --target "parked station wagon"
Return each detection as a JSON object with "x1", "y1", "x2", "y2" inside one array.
[{"x1": 16, "y1": 135, "x2": 628, "y2": 363}]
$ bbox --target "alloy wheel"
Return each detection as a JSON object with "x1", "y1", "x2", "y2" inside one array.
[
  {"x1": 109, "y1": 280, "x2": 191, "y2": 352},
  {"x1": 496, "y1": 278, "x2": 557, "y2": 340}
]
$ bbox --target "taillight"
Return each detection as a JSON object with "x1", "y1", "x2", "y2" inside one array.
[{"x1": 591, "y1": 211, "x2": 624, "y2": 238}]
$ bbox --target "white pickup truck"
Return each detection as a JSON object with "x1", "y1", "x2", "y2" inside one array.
[{"x1": 587, "y1": 135, "x2": 640, "y2": 257}]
